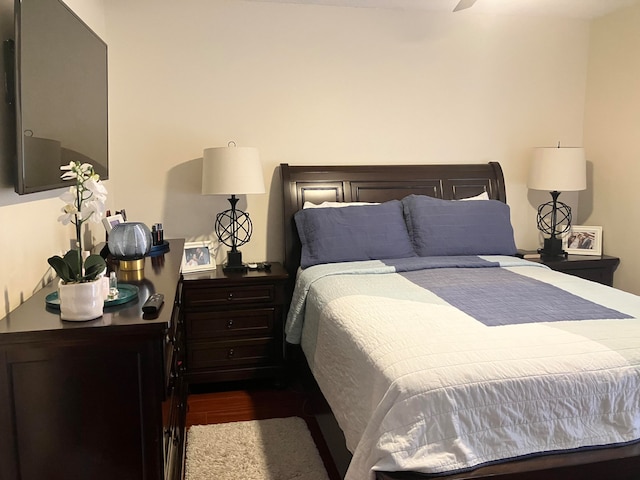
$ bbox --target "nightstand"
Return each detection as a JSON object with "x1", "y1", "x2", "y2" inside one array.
[
  {"x1": 181, "y1": 263, "x2": 289, "y2": 385},
  {"x1": 516, "y1": 250, "x2": 620, "y2": 287}
]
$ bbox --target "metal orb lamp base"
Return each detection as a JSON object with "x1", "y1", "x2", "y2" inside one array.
[
  {"x1": 536, "y1": 190, "x2": 571, "y2": 258},
  {"x1": 223, "y1": 249, "x2": 247, "y2": 273},
  {"x1": 539, "y1": 236, "x2": 566, "y2": 258},
  {"x1": 215, "y1": 195, "x2": 253, "y2": 274}
]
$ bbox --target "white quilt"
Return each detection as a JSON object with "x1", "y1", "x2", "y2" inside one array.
[{"x1": 285, "y1": 256, "x2": 640, "y2": 479}]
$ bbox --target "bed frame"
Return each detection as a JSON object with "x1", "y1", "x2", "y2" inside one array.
[{"x1": 280, "y1": 162, "x2": 640, "y2": 480}]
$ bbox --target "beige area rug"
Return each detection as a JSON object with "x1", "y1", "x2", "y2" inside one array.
[{"x1": 185, "y1": 416, "x2": 331, "y2": 480}]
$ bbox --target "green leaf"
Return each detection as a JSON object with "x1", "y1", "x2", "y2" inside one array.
[
  {"x1": 63, "y1": 250, "x2": 82, "y2": 280},
  {"x1": 47, "y1": 255, "x2": 74, "y2": 283},
  {"x1": 82, "y1": 254, "x2": 107, "y2": 282}
]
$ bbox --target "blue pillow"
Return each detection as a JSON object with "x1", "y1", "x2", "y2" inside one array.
[
  {"x1": 402, "y1": 194, "x2": 517, "y2": 256},
  {"x1": 294, "y1": 200, "x2": 416, "y2": 268}
]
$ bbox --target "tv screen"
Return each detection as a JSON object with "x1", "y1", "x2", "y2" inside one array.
[{"x1": 12, "y1": 0, "x2": 108, "y2": 194}]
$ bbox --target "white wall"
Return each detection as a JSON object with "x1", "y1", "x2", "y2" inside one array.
[
  {"x1": 583, "y1": 3, "x2": 640, "y2": 294},
  {"x1": 104, "y1": 0, "x2": 589, "y2": 267},
  {"x1": 0, "y1": 0, "x2": 597, "y2": 317}
]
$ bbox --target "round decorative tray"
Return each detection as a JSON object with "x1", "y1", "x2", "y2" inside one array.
[
  {"x1": 45, "y1": 283, "x2": 139, "y2": 309},
  {"x1": 149, "y1": 240, "x2": 170, "y2": 257}
]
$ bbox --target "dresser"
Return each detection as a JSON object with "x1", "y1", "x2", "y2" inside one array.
[
  {"x1": 0, "y1": 240, "x2": 186, "y2": 480},
  {"x1": 181, "y1": 263, "x2": 288, "y2": 385}
]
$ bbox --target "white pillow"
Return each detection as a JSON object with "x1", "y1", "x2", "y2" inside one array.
[
  {"x1": 458, "y1": 191, "x2": 490, "y2": 201},
  {"x1": 302, "y1": 201, "x2": 380, "y2": 209}
]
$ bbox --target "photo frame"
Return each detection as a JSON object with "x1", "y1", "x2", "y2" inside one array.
[
  {"x1": 563, "y1": 226, "x2": 603, "y2": 256},
  {"x1": 181, "y1": 240, "x2": 216, "y2": 273},
  {"x1": 102, "y1": 213, "x2": 124, "y2": 233}
]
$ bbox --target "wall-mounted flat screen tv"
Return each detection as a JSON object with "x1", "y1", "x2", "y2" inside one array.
[{"x1": 9, "y1": 0, "x2": 108, "y2": 195}]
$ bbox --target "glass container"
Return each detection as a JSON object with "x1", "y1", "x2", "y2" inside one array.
[{"x1": 108, "y1": 222, "x2": 152, "y2": 271}]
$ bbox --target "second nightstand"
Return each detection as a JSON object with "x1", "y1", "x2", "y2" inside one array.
[
  {"x1": 517, "y1": 250, "x2": 620, "y2": 287},
  {"x1": 181, "y1": 263, "x2": 289, "y2": 385}
]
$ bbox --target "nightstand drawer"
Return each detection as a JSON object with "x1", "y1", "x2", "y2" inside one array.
[
  {"x1": 184, "y1": 284, "x2": 276, "y2": 308},
  {"x1": 188, "y1": 338, "x2": 276, "y2": 370},
  {"x1": 186, "y1": 308, "x2": 275, "y2": 339}
]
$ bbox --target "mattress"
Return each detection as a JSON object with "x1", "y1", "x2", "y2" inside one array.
[{"x1": 285, "y1": 256, "x2": 640, "y2": 479}]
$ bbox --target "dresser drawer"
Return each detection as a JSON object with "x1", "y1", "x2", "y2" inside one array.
[
  {"x1": 186, "y1": 308, "x2": 275, "y2": 339},
  {"x1": 184, "y1": 283, "x2": 276, "y2": 308},
  {"x1": 187, "y1": 338, "x2": 277, "y2": 370}
]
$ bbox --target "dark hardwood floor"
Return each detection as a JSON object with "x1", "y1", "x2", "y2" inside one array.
[{"x1": 186, "y1": 379, "x2": 343, "y2": 480}]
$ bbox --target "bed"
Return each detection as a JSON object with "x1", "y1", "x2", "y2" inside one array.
[{"x1": 280, "y1": 162, "x2": 640, "y2": 480}]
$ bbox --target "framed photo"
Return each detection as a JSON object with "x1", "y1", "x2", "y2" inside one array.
[
  {"x1": 102, "y1": 213, "x2": 124, "y2": 233},
  {"x1": 181, "y1": 240, "x2": 216, "y2": 273},
  {"x1": 563, "y1": 226, "x2": 603, "y2": 256}
]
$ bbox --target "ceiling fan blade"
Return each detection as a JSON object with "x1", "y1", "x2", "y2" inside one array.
[{"x1": 453, "y1": 0, "x2": 477, "y2": 12}]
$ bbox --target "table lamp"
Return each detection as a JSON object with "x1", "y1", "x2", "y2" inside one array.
[
  {"x1": 527, "y1": 145, "x2": 586, "y2": 257},
  {"x1": 201, "y1": 142, "x2": 265, "y2": 272}
]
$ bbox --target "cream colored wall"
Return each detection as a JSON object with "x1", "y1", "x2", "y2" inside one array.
[
  {"x1": 0, "y1": 0, "x2": 597, "y2": 317},
  {"x1": 0, "y1": 0, "x2": 109, "y2": 318},
  {"x1": 104, "y1": 0, "x2": 589, "y2": 267},
  {"x1": 583, "y1": 3, "x2": 640, "y2": 294}
]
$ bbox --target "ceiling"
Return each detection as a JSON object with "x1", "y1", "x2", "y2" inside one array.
[{"x1": 245, "y1": 0, "x2": 639, "y2": 19}]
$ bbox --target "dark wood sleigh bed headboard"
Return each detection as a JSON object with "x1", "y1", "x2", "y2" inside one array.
[{"x1": 280, "y1": 162, "x2": 506, "y2": 278}]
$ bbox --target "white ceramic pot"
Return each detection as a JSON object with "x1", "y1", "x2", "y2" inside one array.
[{"x1": 58, "y1": 279, "x2": 105, "y2": 321}]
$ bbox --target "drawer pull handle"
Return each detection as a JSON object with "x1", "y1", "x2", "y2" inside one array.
[
  {"x1": 227, "y1": 292, "x2": 234, "y2": 301},
  {"x1": 228, "y1": 348, "x2": 235, "y2": 358},
  {"x1": 227, "y1": 319, "x2": 234, "y2": 328}
]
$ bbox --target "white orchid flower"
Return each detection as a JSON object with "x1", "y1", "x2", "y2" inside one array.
[
  {"x1": 79, "y1": 206, "x2": 96, "y2": 222},
  {"x1": 55, "y1": 160, "x2": 109, "y2": 242},
  {"x1": 60, "y1": 170, "x2": 76, "y2": 181},
  {"x1": 91, "y1": 197, "x2": 107, "y2": 216},
  {"x1": 60, "y1": 161, "x2": 80, "y2": 180},
  {"x1": 80, "y1": 199, "x2": 106, "y2": 223},
  {"x1": 79, "y1": 162, "x2": 93, "y2": 173},
  {"x1": 85, "y1": 177, "x2": 107, "y2": 201},
  {"x1": 58, "y1": 203, "x2": 78, "y2": 225}
]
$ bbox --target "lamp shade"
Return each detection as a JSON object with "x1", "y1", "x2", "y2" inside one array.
[
  {"x1": 202, "y1": 146, "x2": 265, "y2": 195},
  {"x1": 527, "y1": 147, "x2": 586, "y2": 192}
]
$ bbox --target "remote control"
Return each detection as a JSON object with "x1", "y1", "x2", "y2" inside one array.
[{"x1": 142, "y1": 293, "x2": 164, "y2": 314}]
